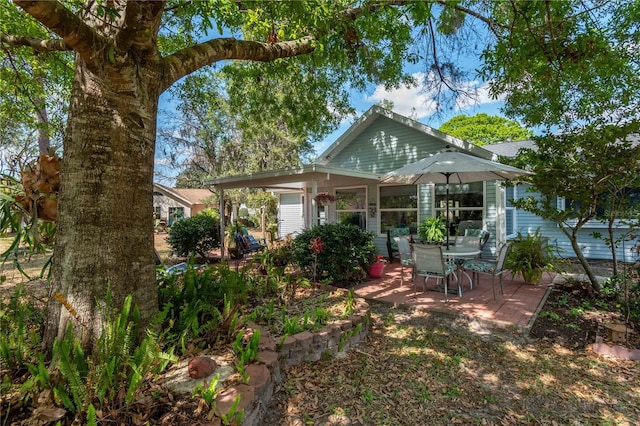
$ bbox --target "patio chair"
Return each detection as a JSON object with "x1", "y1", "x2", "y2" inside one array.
[
  {"x1": 412, "y1": 244, "x2": 457, "y2": 300},
  {"x1": 393, "y1": 236, "x2": 414, "y2": 285},
  {"x1": 386, "y1": 227, "x2": 411, "y2": 262},
  {"x1": 463, "y1": 229, "x2": 490, "y2": 258},
  {"x1": 454, "y1": 235, "x2": 481, "y2": 250},
  {"x1": 463, "y1": 241, "x2": 513, "y2": 300}
]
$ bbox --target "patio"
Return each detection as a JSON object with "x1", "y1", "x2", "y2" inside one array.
[{"x1": 353, "y1": 260, "x2": 554, "y2": 331}]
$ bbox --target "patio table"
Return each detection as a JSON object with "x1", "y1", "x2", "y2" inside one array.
[{"x1": 441, "y1": 247, "x2": 481, "y2": 296}]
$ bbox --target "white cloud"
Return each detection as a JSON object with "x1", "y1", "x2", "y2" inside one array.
[
  {"x1": 364, "y1": 73, "x2": 438, "y2": 119},
  {"x1": 364, "y1": 72, "x2": 504, "y2": 120}
]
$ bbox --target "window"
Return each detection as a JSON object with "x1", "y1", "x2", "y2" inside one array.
[
  {"x1": 564, "y1": 187, "x2": 640, "y2": 223},
  {"x1": 379, "y1": 185, "x2": 418, "y2": 234},
  {"x1": 336, "y1": 187, "x2": 367, "y2": 229},
  {"x1": 434, "y1": 182, "x2": 484, "y2": 235}
]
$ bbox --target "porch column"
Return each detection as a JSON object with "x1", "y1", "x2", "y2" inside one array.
[
  {"x1": 219, "y1": 188, "x2": 225, "y2": 261},
  {"x1": 311, "y1": 181, "x2": 318, "y2": 226}
]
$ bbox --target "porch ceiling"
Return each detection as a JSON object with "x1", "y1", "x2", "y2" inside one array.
[{"x1": 207, "y1": 164, "x2": 381, "y2": 191}]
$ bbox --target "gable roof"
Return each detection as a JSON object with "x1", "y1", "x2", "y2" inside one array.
[
  {"x1": 153, "y1": 183, "x2": 213, "y2": 206},
  {"x1": 171, "y1": 188, "x2": 214, "y2": 204},
  {"x1": 316, "y1": 105, "x2": 494, "y2": 164},
  {"x1": 484, "y1": 134, "x2": 640, "y2": 158},
  {"x1": 483, "y1": 140, "x2": 536, "y2": 158},
  {"x1": 207, "y1": 107, "x2": 500, "y2": 190}
]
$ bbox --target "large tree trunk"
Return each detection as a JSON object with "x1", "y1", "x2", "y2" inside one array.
[{"x1": 44, "y1": 56, "x2": 160, "y2": 349}]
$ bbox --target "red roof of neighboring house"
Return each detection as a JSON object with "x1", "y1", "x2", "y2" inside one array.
[
  {"x1": 171, "y1": 188, "x2": 214, "y2": 205},
  {"x1": 154, "y1": 183, "x2": 214, "y2": 206}
]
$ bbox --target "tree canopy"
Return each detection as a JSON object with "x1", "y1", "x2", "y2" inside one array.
[{"x1": 439, "y1": 113, "x2": 533, "y2": 146}]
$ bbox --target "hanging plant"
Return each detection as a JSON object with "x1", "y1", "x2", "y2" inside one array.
[{"x1": 314, "y1": 192, "x2": 336, "y2": 205}]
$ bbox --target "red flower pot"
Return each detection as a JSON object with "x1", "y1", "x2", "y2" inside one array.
[{"x1": 368, "y1": 262, "x2": 385, "y2": 278}]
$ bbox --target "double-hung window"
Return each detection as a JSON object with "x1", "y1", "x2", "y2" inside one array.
[
  {"x1": 336, "y1": 187, "x2": 367, "y2": 230},
  {"x1": 379, "y1": 185, "x2": 418, "y2": 234},
  {"x1": 434, "y1": 182, "x2": 484, "y2": 233}
]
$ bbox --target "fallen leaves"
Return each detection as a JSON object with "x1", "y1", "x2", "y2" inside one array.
[{"x1": 261, "y1": 303, "x2": 640, "y2": 425}]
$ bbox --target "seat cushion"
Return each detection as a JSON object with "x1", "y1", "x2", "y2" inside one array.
[{"x1": 464, "y1": 259, "x2": 496, "y2": 274}]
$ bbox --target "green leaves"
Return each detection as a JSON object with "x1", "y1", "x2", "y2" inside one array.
[
  {"x1": 481, "y1": 1, "x2": 640, "y2": 131},
  {"x1": 439, "y1": 113, "x2": 532, "y2": 146}
]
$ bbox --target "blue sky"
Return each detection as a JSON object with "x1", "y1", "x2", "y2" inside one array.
[{"x1": 313, "y1": 73, "x2": 506, "y2": 155}]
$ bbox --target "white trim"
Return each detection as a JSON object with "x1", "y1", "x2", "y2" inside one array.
[{"x1": 335, "y1": 186, "x2": 368, "y2": 229}]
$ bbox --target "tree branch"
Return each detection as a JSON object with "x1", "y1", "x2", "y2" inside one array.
[
  {"x1": 161, "y1": 36, "x2": 316, "y2": 92},
  {"x1": 115, "y1": 1, "x2": 165, "y2": 56},
  {"x1": 14, "y1": 0, "x2": 108, "y2": 67},
  {"x1": 0, "y1": 34, "x2": 71, "y2": 52}
]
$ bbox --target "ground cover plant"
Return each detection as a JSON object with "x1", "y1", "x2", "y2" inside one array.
[{"x1": 0, "y1": 232, "x2": 361, "y2": 424}]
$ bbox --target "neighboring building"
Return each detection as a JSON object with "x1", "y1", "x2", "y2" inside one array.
[
  {"x1": 153, "y1": 183, "x2": 214, "y2": 226},
  {"x1": 208, "y1": 106, "x2": 639, "y2": 262}
]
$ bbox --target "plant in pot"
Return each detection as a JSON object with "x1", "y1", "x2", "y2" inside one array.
[
  {"x1": 505, "y1": 229, "x2": 556, "y2": 285},
  {"x1": 418, "y1": 216, "x2": 446, "y2": 244}
]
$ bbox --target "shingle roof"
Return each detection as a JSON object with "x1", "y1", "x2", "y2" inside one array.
[
  {"x1": 171, "y1": 188, "x2": 214, "y2": 204},
  {"x1": 483, "y1": 140, "x2": 536, "y2": 158}
]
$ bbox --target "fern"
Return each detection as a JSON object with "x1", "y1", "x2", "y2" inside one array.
[
  {"x1": 51, "y1": 324, "x2": 88, "y2": 411},
  {"x1": 85, "y1": 404, "x2": 98, "y2": 426}
]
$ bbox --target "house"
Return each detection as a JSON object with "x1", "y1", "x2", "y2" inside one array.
[
  {"x1": 153, "y1": 183, "x2": 214, "y2": 226},
  {"x1": 208, "y1": 106, "x2": 639, "y2": 262},
  {"x1": 484, "y1": 139, "x2": 640, "y2": 263}
]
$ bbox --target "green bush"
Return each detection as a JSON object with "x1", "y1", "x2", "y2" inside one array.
[
  {"x1": 293, "y1": 223, "x2": 376, "y2": 287},
  {"x1": 505, "y1": 229, "x2": 556, "y2": 284},
  {"x1": 0, "y1": 285, "x2": 45, "y2": 378},
  {"x1": 168, "y1": 214, "x2": 220, "y2": 257},
  {"x1": 19, "y1": 290, "x2": 175, "y2": 424}
]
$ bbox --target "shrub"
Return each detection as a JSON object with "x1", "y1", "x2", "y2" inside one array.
[
  {"x1": 0, "y1": 285, "x2": 45, "y2": 379},
  {"x1": 293, "y1": 223, "x2": 376, "y2": 287},
  {"x1": 168, "y1": 214, "x2": 220, "y2": 257},
  {"x1": 505, "y1": 229, "x2": 556, "y2": 284},
  {"x1": 19, "y1": 290, "x2": 175, "y2": 424}
]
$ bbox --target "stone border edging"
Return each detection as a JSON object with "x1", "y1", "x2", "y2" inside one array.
[{"x1": 213, "y1": 288, "x2": 371, "y2": 426}]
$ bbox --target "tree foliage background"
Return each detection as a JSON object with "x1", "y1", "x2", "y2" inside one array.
[{"x1": 439, "y1": 113, "x2": 533, "y2": 146}]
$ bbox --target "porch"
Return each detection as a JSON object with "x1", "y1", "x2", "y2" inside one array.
[{"x1": 353, "y1": 261, "x2": 554, "y2": 331}]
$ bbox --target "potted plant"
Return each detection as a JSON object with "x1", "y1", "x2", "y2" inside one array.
[
  {"x1": 368, "y1": 255, "x2": 387, "y2": 278},
  {"x1": 505, "y1": 229, "x2": 556, "y2": 285},
  {"x1": 314, "y1": 192, "x2": 337, "y2": 206},
  {"x1": 418, "y1": 216, "x2": 446, "y2": 244}
]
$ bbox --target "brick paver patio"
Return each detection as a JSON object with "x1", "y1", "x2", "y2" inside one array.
[{"x1": 353, "y1": 261, "x2": 553, "y2": 331}]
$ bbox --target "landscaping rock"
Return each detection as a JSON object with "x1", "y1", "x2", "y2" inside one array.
[{"x1": 188, "y1": 356, "x2": 218, "y2": 379}]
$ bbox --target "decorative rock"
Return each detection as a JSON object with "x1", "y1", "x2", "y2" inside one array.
[{"x1": 188, "y1": 356, "x2": 218, "y2": 379}]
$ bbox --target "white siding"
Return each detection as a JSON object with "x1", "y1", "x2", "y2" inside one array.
[{"x1": 279, "y1": 193, "x2": 305, "y2": 238}]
